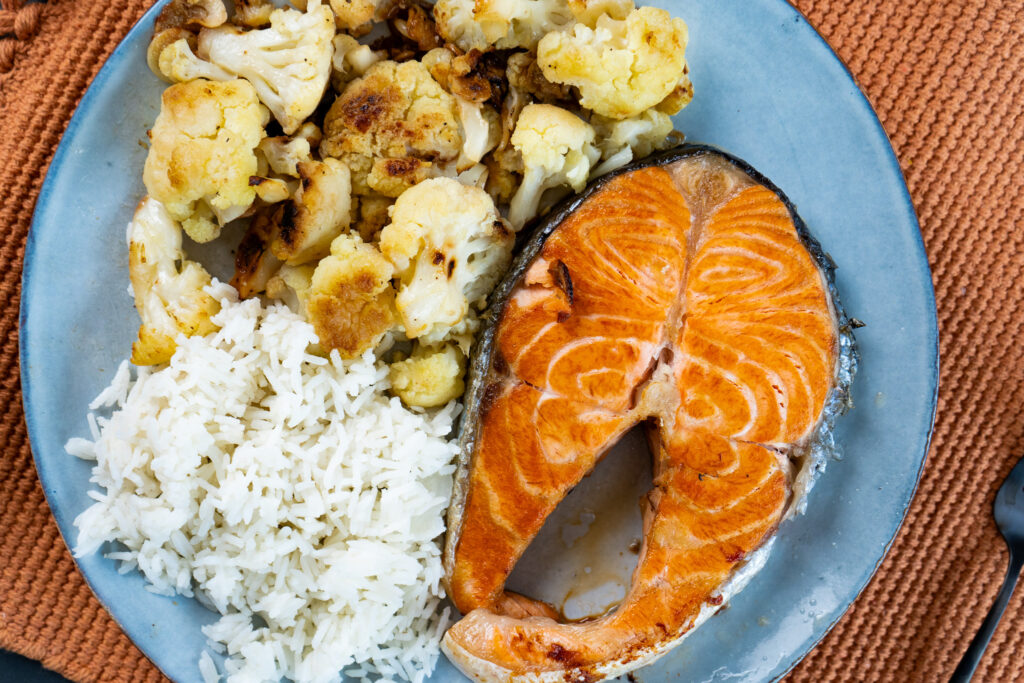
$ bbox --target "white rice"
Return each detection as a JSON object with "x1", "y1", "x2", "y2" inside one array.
[{"x1": 69, "y1": 283, "x2": 459, "y2": 683}]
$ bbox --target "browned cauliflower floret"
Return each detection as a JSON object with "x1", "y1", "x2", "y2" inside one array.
[
  {"x1": 143, "y1": 79, "x2": 268, "y2": 243},
  {"x1": 230, "y1": 209, "x2": 282, "y2": 299},
  {"x1": 128, "y1": 197, "x2": 220, "y2": 366},
  {"x1": 367, "y1": 157, "x2": 435, "y2": 198},
  {"x1": 433, "y1": 0, "x2": 574, "y2": 52},
  {"x1": 269, "y1": 158, "x2": 353, "y2": 265},
  {"x1": 320, "y1": 60, "x2": 463, "y2": 195},
  {"x1": 353, "y1": 193, "x2": 394, "y2": 242},
  {"x1": 389, "y1": 342, "x2": 466, "y2": 407},
  {"x1": 329, "y1": 0, "x2": 384, "y2": 32},
  {"x1": 380, "y1": 177, "x2": 513, "y2": 342},
  {"x1": 232, "y1": 0, "x2": 274, "y2": 27},
  {"x1": 537, "y1": 6, "x2": 691, "y2": 119},
  {"x1": 306, "y1": 233, "x2": 397, "y2": 358},
  {"x1": 153, "y1": 0, "x2": 227, "y2": 33}
]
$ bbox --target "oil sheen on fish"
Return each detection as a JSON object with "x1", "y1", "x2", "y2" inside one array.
[{"x1": 442, "y1": 146, "x2": 858, "y2": 682}]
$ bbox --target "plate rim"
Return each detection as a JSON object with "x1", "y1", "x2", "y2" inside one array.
[{"x1": 18, "y1": 1, "x2": 940, "y2": 680}]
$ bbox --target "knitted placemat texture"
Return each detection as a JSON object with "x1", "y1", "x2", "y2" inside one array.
[{"x1": 1, "y1": 1, "x2": 1022, "y2": 681}]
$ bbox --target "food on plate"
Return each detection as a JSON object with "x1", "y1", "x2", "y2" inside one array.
[
  {"x1": 127, "y1": 197, "x2": 221, "y2": 365},
  {"x1": 154, "y1": 0, "x2": 335, "y2": 134},
  {"x1": 65, "y1": 1, "x2": 857, "y2": 681},
  {"x1": 441, "y1": 146, "x2": 857, "y2": 681},
  {"x1": 142, "y1": 78, "x2": 268, "y2": 244},
  {"x1": 536, "y1": 5, "x2": 692, "y2": 119},
  {"x1": 70, "y1": 288, "x2": 458, "y2": 683},
  {"x1": 380, "y1": 177, "x2": 514, "y2": 344}
]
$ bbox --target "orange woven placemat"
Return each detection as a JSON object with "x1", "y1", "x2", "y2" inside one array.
[{"x1": 1, "y1": 1, "x2": 1022, "y2": 681}]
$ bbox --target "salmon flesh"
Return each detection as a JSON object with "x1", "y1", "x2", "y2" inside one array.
[{"x1": 442, "y1": 146, "x2": 858, "y2": 682}]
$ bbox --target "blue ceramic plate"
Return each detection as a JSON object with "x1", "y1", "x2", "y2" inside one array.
[{"x1": 21, "y1": 1, "x2": 938, "y2": 681}]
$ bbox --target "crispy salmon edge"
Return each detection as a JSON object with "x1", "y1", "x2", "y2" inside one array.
[{"x1": 441, "y1": 146, "x2": 860, "y2": 673}]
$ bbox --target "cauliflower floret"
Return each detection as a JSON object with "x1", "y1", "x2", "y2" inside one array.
[
  {"x1": 153, "y1": 0, "x2": 228, "y2": 32},
  {"x1": 589, "y1": 109, "x2": 675, "y2": 176},
  {"x1": 507, "y1": 103, "x2": 599, "y2": 230},
  {"x1": 128, "y1": 197, "x2": 220, "y2": 365},
  {"x1": 537, "y1": 6, "x2": 691, "y2": 119},
  {"x1": 329, "y1": 0, "x2": 384, "y2": 32},
  {"x1": 566, "y1": 0, "x2": 633, "y2": 26},
  {"x1": 230, "y1": 209, "x2": 282, "y2": 299},
  {"x1": 269, "y1": 157, "x2": 353, "y2": 265},
  {"x1": 143, "y1": 79, "x2": 268, "y2": 243},
  {"x1": 320, "y1": 60, "x2": 463, "y2": 195},
  {"x1": 257, "y1": 122, "x2": 322, "y2": 177},
  {"x1": 306, "y1": 233, "x2": 397, "y2": 357},
  {"x1": 380, "y1": 177, "x2": 514, "y2": 341},
  {"x1": 433, "y1": 0, "x2": 574, "y2": 52},
  {"x1": 158, "y1": 0, "x2": 335, "y2": 134},
  {"x1": 368, "y1": 157, "x2": 435, "y2": 198},
  {"x1": 456, "y1": 97, "x2": 501, "y2": 170},
  {"x1": 232, "y1": 0, "x2": 274, "y2": 27},
  {"x1": 353, "y1": 193, "x2": 393, "y2": 242},
  {"x1": 266, "y1": 264, "x2": 313, "y2": 317},
  {"x1": 331, "y1": 33, "x2": 386, "y2": 91},
  {"x1": 266, "y1": 263, "x2": 315, "y2": 315},
  {"x1": 389, "y1": 342, "x2": 466, "y2": 407}
]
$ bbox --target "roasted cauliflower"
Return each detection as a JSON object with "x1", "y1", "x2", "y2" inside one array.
[
  {"x1": 269, "y1": 157, "x2": 353, "y2": 265},
  {"x1": 257, "y1": 122, "x2": 321, "y2": 177},
  {"x1": 331, "y1": 33, "x2": 385, "y2": 91},
  {"x1": 590, "y1": 109, "x2": 674, "y2": 176},
  {"x1": 306, "y1": 233, "x2": 397, "y2": 358},
  {"x1": 329, "y1": 0, "x2": 384, "y2": 32},
  {"x1": 232, "y1": 0, "x2": 274, "y2": 27},
  {"x1": 537, "y1": 6, "x2": 691, "y2": 119},
  {"x1": 380, "y1": 177, "x2": 513, "y2": 342},
  {"x1": 389, "y1": 342, "x2": 466, "y2": 407},
  {"x1": 566, "y1": 0, "x2": 633, "y2": 26},
  {"x1": 128, "y1": 197, "x2": 220, "y2": 366},
  {"x1": 320, "y1": 59, "x2": 462, "y2": 194},
  {"x1": 507, "y1": 103, "x2": 599, "y2": 229},
  {"x1": 143, "y1": 78, "x2": 268, "y2": 243},
  {"x1": 158, "y1": 0, "x2": 335, "y2": 134},
  {"x1": 433, "y1": 0, "x2": 574, "y2": 52},
  {"x1": 266, "y1": 263, "x2": 315, "y2": 316},
  {"x1": 230, "y1": 209, "x2": 282, "y2": 299}
]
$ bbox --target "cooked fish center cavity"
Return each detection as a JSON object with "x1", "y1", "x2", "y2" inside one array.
[{"x1": 442, "y1": 147, "x2": 854, "y2": 682}]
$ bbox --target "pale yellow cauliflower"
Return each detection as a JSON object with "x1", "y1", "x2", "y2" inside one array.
[
  {"x1": 508, "y1": 103, "x2": 599, "y2": 229},
  {"x1": 320, "y1": 60, "x2": 462, "y2": 195},
  {"x1": 329, "y1": 0, "x2": 384, "y2": 31},
  {"x1": 389, "y1": 343, "x2": 466, "y2": 408},
  {"x1": 128, "y1": 197, "x2": 220, "y2": 365},
  {"x1": 380, "y1": 177, "x2": 513, "y2": 343},
  {"x1": 306, "y1": 233, "x2": 397, "y2": 358},
  {"x1": 143, "y1": 78, "x2": 268, "y2": 243},
  {"x1": 433, "y1": 0, "x2": 574, "y2": 52},
  {"x1": 537, "y1": 6, "x2": 691, "y2": 119},
  {"x1": 158, "y1": 0, "x2": 335, "y2": 134},
  {"x1": 256, "y1": 122, "x2": 321, "y2": 177},
  {"x1": 590, "y1": 108, "x2": 675, "y2": 176},
  {"x1": 566, "y1": 0, "x2": 633, "y2": 26}
]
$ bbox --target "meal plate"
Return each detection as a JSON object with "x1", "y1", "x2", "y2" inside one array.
[{"x1": 20, "y1": 1, "x2": 939, "y2": 681}]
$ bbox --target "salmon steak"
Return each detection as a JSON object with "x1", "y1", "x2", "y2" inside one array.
[{"x1": 442, "y1": 146, "x2": 858, "y2": 682}]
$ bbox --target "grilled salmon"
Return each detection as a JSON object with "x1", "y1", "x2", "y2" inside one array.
[{"x1": 443, "y1": 146, "x2": 857, "y2": 682}]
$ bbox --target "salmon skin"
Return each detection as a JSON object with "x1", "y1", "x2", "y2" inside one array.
[{"x1": 443, "y1": 145, "x2": 858, "y2": 682}]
